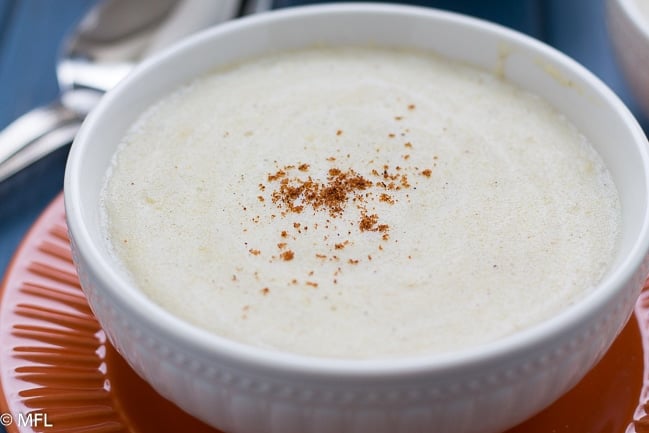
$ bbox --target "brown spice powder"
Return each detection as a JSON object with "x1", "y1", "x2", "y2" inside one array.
[
  {"x1": 256, "y1": 151, "x2": 436, "y2": 285},
  {"x1": 280, "y1": 250, "x2": 295, "y2": 261},
  {"x1": 270, "y1": 167, "x2": 373, "y2": 218}
]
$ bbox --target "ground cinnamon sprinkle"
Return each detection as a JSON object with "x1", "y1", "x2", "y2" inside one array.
[
  {"x1": 254, "y1": 150, "x2": 436, "y2": 286},
  {"x1": 359, "y1": 213, "x2": 379, "y2": 232},
  {"x1": 269, "y1": 166, "x2": 373, "y2": 217},
  {"x1": 267, "y1": 170, "x2": 287, "y2": 182},
  {"x1": 379, "y1": 193, "x2": 395, "y2": 204},
  {"x1": 280, "y1": 250, "x2": 295, "y2": 261}
]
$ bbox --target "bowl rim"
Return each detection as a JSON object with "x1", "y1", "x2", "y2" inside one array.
[{"x1": 65, "y1": 2, "x2": 649, "y2": 379}]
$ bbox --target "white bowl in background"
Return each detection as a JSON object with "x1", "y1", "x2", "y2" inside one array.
[
  {"x1": 64, "y1": 4, "x2": 649, "y2": 433},
  {"x1": 608, "y1": 0, "x2": 649, "y2": 121}
]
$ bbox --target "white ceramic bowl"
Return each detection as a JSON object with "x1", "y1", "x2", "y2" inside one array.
[
  {"x1": 64, "y1": 4, "x2": 649, "y2": 433},
  {"x1": 608, "y1": 0, "x2": 649, "y2": 120}
]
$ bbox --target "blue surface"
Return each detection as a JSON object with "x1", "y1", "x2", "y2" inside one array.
[
  {"x1": 0, "y1": 0, "x2": 647, "y2": 430},
  {"x1": 0, "y1": 0, "x2": 97, "y2": 283}
]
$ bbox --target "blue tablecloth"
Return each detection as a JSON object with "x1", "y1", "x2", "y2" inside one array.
[{"x1": 0, "y1": 0, "x2": 648, "y2": 431}]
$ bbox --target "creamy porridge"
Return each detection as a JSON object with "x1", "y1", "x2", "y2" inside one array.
[{"x1": 102, "y1": 47, "x2": 620, "y2": 359}]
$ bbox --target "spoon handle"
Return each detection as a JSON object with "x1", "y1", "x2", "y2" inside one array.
[
  {"x1": 0, "y1": 101, "x2": 80, "y2": 162},
  {"x1": 0, "y1": 102, "x2": 82, "y2": 183}
]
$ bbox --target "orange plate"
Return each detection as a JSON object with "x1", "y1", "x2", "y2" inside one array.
[{"x1": 0, "y1": 193, "x2": 648, "y2": 433}]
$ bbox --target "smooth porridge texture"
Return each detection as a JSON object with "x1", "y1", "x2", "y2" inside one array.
[{"x1": 102, "y1": 47, "x2": 621, "y2": 359}]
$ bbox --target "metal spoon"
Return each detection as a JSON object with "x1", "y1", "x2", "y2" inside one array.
[{"x1": 0, "y1": 0, "x2": 244, "y2": 183}]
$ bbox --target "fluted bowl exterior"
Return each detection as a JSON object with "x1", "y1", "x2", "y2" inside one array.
[{"x1": 64, "y1": 4, "x2": 649, "y2": 433}]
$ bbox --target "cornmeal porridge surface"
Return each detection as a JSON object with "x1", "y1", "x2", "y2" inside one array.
[{"x1": 102, "y1": 47, "x2": 621, "y2": 359}]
